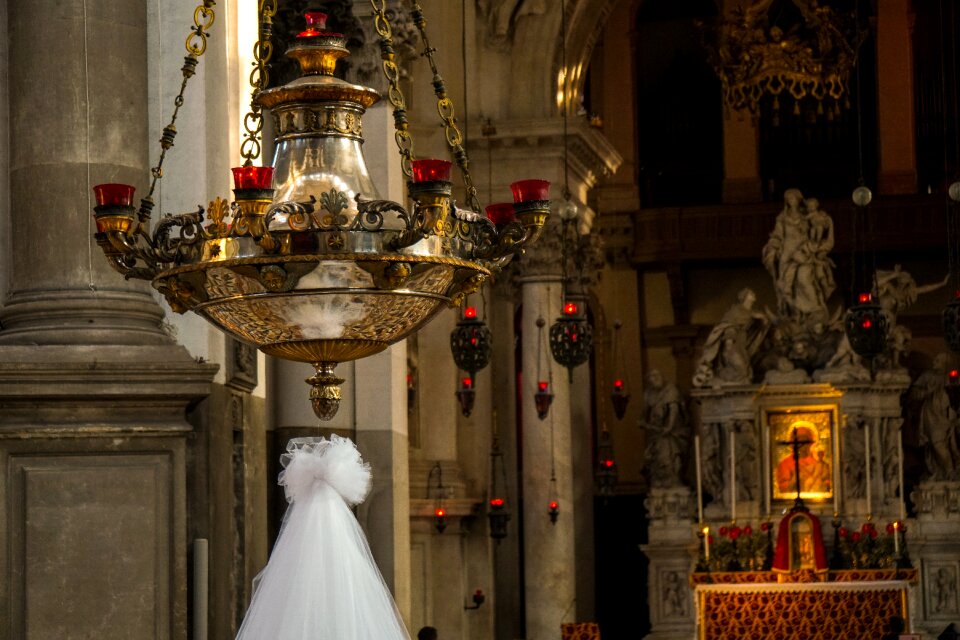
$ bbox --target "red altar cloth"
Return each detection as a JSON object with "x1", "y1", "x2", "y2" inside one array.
[{"x1": 692, "y1": 570, "x2": 918, "y2": 640}]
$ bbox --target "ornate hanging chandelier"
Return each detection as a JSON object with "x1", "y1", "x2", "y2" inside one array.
[
  {"x1": 91, "y1": 3, "x2": 548, "y2": 420},
  {"x1": 701, "y1": 0, "x2": 864, "y2": 116},
  {"x1": 450, "y1": 305, "x2": 492, "y2": 417}
]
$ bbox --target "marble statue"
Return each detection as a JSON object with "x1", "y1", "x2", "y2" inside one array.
[
  {"x1": 641, "y1": 370, "x2": 689, "y2": 488},
  {"x1": 693, "y1": 288, "x2": 770, "y2": 387},
  {"x1": 662, "y1": 571, "x2": 687, "y2": 617},
  {"x1": 876, "y1": 265, "x2": 948, "y2": 324},
  {"x1": 762, "y1": 189, "x2": 836, "y2": 322},
  {"x1": 909, "y1": 353, "x2": 960, "y2": 480}
]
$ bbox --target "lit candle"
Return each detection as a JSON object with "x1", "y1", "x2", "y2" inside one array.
[
  {"x1": 897, "y1": 428, "x2": 907, "y2": 522},
  {"x1": 893, "y1": 521, "x2": 901, "y2": 556},
  {"x1": 695, "y1": 435, "x2": 704, "y2": 524},
  {"x1": 703, "y1": 526, "x2": 710, "y2": 562},
  {"x1": 729, "y1": 427, "x2": 737, "y2": 522},
  {"x1": 864, "y1": 421, "x2": 872, "y2": 517}
]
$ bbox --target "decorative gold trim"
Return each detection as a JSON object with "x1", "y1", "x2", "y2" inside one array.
[
  {"x1": 262, "y1": 339, "x2": 388, "y2": 363},
  {"x1": 94, "y1": 216, "x2": 135, "y2": 233},
  {"x1": 191, "y1": 286, "x2": 451, "y2": 312},
  {"x1": 155, "y1": 252, "x2": 490, "y2": 279},
  {"x1": 258, "y1": 83, "x2": 381, "y2": 110}
]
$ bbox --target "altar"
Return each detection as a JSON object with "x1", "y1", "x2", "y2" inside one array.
[{"x1": 693, "y1": 570, "x2": 918, "y2": 640}]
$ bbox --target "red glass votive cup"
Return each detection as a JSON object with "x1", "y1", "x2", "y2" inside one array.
[
  {"x1": 510, "y1": 179, "x2": 550, "y2": 203},
  {"x1": 93, "y1": 183, "x2": 136, "y2": 207},
  {"x1": 411, "y1": 159, "x2": 453, "y2": 183},
  {"x1": 231, "y1": 166, "x2": 275, "y2": 191},
  {"x1": 298, "y1": 12, "x2": 328, "y2": 37},
  {"x1": 485, "y1": 202, "x2": 516, "y2": 225}
]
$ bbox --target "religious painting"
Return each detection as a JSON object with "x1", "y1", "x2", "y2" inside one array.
[{"x1": 765, "y1": 407, "x2": 837, "y2": 503}]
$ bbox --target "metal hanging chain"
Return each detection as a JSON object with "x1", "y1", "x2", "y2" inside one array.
[
  {"x1": 139, "y1": 0, "x2": 217, "y2": 224},
  {"x1": 240, "y1": 0, "x2": 277, "y2": 165},
  {"x1": 371, "y1": 0, "x2": 416, "y2": 178},
  {"x1": 408, "y1": 2, "x2": 481, "y2": 212}
]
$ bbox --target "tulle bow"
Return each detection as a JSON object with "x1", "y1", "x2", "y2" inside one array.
[{"x1": 279, "y1": 435, "x2": 372, "y2": 506}]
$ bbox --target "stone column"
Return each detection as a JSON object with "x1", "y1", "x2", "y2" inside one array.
[
  {"x1": 0, "y1": 0, "x2": 168, "y2": 346},
  {"x1": 517, "y1": 224, "x2": 578, "y2": 639},
  {"x1": 876, "y1": 0, "x2": 917, "y2": 195},
  {"x1": 0, "y1": 1, "x2": 217, "y2": 638}
]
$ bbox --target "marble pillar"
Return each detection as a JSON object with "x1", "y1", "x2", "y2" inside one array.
[
  {"x1": 518, "y1": 226, "x2": 578, "y2": 639},
  {"x1": 0, "y1": 1, "x2": 217, "y2": 638}
]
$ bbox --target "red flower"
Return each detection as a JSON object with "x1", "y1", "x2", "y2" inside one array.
[
  {"x1": 851, "y1": 531, "x2": 862, "y2": 542},
  {"x1": 743, "y1": 525, "x2": 753, "y2": 536},
  {"x1": 708, "y1": 535, "x2": 715, "y2": 544},
  {"x1": 886, "y1": 523, "x2": 895, "y2": 535},
  {"x1": 730, "y1": 529, "x2": 741, "y2": 541},
  {"x1": 761, "y1": 522, "x2": 771, "y2": 532},
  {"x1": 839, "y1": 527, "x2": 848, "y2": 538},
  {"x1": 869, "y1": 529, "x2": 878, "y2": 539},
  {"x1": 719, "y1": 526, "x2": 729, "y2": 536}
]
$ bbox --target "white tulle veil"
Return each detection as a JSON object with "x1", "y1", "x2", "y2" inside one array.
[{"x1": 236, "y1": 435, "x2": 410, "y2": 640}]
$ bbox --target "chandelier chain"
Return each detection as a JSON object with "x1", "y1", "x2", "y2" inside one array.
[
  {"x1": 370, "y1": 0, "x2": 415, "y2": 178},
  {"x1": 141, "y1": 0, "x2": 217, "y2": 224},
  {"x1": 239, "y1": 0, "x2": 277, "y2": 165},
  {"x1": 408, "y1": 2, "x2": 481, "y2": 212}
]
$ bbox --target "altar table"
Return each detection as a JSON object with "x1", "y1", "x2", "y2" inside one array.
[{"x1": 692, "y1": 570, "x2": 918, "y2": 640}]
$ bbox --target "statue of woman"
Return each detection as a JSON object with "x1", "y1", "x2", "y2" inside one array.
[
  {"x1": 762, "y1": 190, "x2": 835, "y2": 321},
  {"x1": 909, "y1": 353, "x2": 960, "y2": 480},
  {"x1": 693, "y1": 288, "x2": 769, "y2": 387},
  {"x1": 641, "y1": 370, "x2": 689, "y2": 488}
]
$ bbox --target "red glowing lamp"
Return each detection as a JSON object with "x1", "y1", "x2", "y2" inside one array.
[
  {"x1": 602, "y1": 459, "x2": 615, "y2": 468},
  {"x1": 434, "y1": 507, "x2": 446, "y2": 518},
  {"x1": 461, "y1": 377, "x2": 474, "y2": 389},
  {"x1": 614, "y1": 379, "x2": 624, "y2": 390},
  {"x1": 93, "y1": 183, "x2": 136, "y2": 207},
  {"x1": 297, "y1": 12, "x2": 329, "y2": 37},
  {"x1": 951, "y1": 370, "x2": 960, "y2": 380},
  {"x1": 858, "y1": 292, "x2": 872, "y2": 304},
  {"x1": 862, "y1": 318, "x2": 872, "y2": 329},
  {"x1": 231, "y1": 165, "x2": 274, "y2": 190},
  {"x1": 538, "y1": 381, "x2": 549, "y2": 392},
  {"x1": 547, "y1": 500, "x2": 560, "y2": 524},
  {"x1": 464, "y1": 306, "x2": 477, "y2": 319},
  {"x1": 411, "y1": 159, "x2": 453, "y2": 183},
  {"x1": 485, "y1": 202, "x2": 516, "y2": 225},
  {"x1": 490, "y1": 497, "x2": 505, "y2": 508},
  {"x1": 563, "y1": 301, "x2": 578, "y2": 316},
  {"x1": 510, "y1": 179, "x2": 550, "y2": 203}
]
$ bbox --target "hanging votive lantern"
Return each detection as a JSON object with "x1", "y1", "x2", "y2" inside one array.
[
  {"x1": 450, "y1": 305, "x2": 492, "y2": 380},
  {"x1": 610, "y1": 320, "x2": 630, "y2": 420},
  {"x1": 488, "y1": 496, "x2": 510, "y2": 540},
  {"x1": 548, "y1": 500, "x2": 560, "y2": 524},
  {"x1": 595, "y1": 426, "x2": 618, "y2": 496},
  {"x1": 549, "y1": 300, "x2": 594, "y2": 382},
  {"x1": 844, "y1": 292, "x2": 888, "y2": 359},
  {"x1": 534, "y1": 317, "x2": 554, "y2": 420},
  {"x1": 429, "y1": 463, "x2": 447, "y2": 534},
  {"x1": 456, "y1": 376, "x2": 477, "y2": 418},
  {"x1": 535, "y1": 380, "x2": 554, "y2": 420},
  {"x1": 488, "y1": 429, "x2": 511, "y2": 540},
  {"x1": 946, "y1": 369, "x2": 960, "y2": 412}
]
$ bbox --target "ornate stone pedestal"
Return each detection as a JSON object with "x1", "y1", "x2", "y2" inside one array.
[{"x1": 641, "y1": 486, "x2": 697, "y2": 639}]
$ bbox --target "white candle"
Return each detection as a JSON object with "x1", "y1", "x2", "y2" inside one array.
[
  {"x1": 729, "y1": 427, "x2": 737, "y2": 522},
  {"x1": 897, "y1": 428, "x2": 907, "y2": 522},
  {"x1": 194, "y1": 538, "x2": 209, "y2": 640},
  {"x1": 893, "y1": 521, "x2": 901, "y2": 555},
  {"x1": 704, "y1": 526, "x2": 710, "y2": 562},
  {"x1": 864, "y1": 421, "x2": 872, "y2": 517},
  {"x1": 695, "y1": 435, "x2": 704, "y2": 524}
]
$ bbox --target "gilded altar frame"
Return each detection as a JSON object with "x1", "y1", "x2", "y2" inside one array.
[{"x1": 759, "y1": 393, "x2": 842, "y2": 510}]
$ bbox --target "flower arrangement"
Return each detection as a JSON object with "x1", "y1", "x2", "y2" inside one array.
[
  {"x1": 836, "y1": 521, "x2": 902, "y2": 569},
  {"x1": 699, "y1": 522, "x2": 773, "y2": 572}
]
